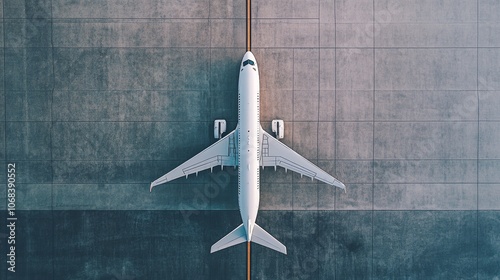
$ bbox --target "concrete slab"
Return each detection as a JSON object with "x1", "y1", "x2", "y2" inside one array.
[
  {"x1": 373, "y1": 211, "x2": 477, "y2": 279},
  {"x1": 0, "y1": 121, "x2": 4, "y2": 161},
  {"x1": 375, "y1": 0, "x2": 477, "y2": 23},
  {"x1": 336, "y1": 48, "x2": 374, "y2": 90},
  {"x1": 478, "y1": 211, "x2": 500, "y2": 278},
  {"x1": 5, "y1": 47, "x2": 54, "y2": 91},
  {"x1": 335, "y1": 160, "x2": 373, "y2": 185},
  {"x1": 375, "y1": 0, "x2": 477, "y2": 47},
  {"x1": 6, "y1": 122, "x2": 52, "y2": 160},
  {"x1": 479, "y1": 122, "x2": 500, "y2": 159},
  {"x1": 320, "y1": 0, "x2": 335, "y2": 47},
  {"x1": 375, "y1": 122, "x2": 477, "y2": 159},
  {"x1": 254, "y1": 0, "x2": 318, "y2": 19},
  {"x1": 375, "y1": 48, "x2": 477, "y2": 90},
  {"x1": 253, "y1": 19, "x2": 319, "y2": 48},
  {"x1": 16, "y1": 184, "x2": 52, "y2": 210},
  {"x1": 209, "y1": 0, "x2": 244, "y2": 18},
  {"x1": 294, "y1": 49, "x2": 319, "y2": 90},
  {"x1": 376, "y1": 90, "x2": 478, "y2": 121},
  {"x1": 318, "y1": 91, "x2": 336, "y2": 121},
  {"x1": 376, "y1": 23, "x2": 477, "y2": 47},
  {"x1": 374, "y1": 159, "x2": 477, "y2": 184},
  {"x1": 478, "y1": 48, "x2": 500, "y2": 90},
  {"x1": 333, "y1": 211, "x2": 373, "y2": 279},
  {"x1": 336, "y1": 90, "x2": 373, "y2": 121},
  {"x1": 293, "y1": 90, "x2": 319, "y2": 121},
  {"x1": 260, "y1": 90, "x2": 293, "y2": 122},
  {"x1": 479, "y1": 160, "x2": 500, "y2": 183},
  {"x1": 374, "y1": 183, "x2": 477, "y2": 210},
  {"x1": 53, "y1": 90, "x2": 210, "y2": 122},
  {"x1": 478, "y1": 184, "x2": 500, "y2": 210},
  {"x1": 253, "y1": 48, "x2": 294, "y2": 90},
  {"x1": 334, "y1": 183, "x2": 372, "y2": 210},
  {"x1": 4, "y1": 0, "x2": 52, "y2": 19},
  {"x1": 10, "y1": 160, "x2": 52, "y2": 184},
  {"x1": 2, "y1": 0, "x2": 500, "y2": 278},
  {"x1": 5, "y1": 18, "x2": 52, "y2": 47},
  {"x1": 52, "y1": 0, "x2": 210, "y2": 19},
  {"x1": 479, "y1": 0, "x2": 500, "y2": 46},
  {"x1": 336, "y1": 121, "x2": 373, "y2": 160},
  {"x1": 319, "y1": 49, "x2": 335, "y2": 90},
  {"x1": 54, "y1": 19, "x2": 210, "y2": 48},
  {"x1": 6, "y1": 90, "x2": 52, "y2": 121}
]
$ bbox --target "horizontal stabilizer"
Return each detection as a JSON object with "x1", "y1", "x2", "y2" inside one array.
[
  {"x1": 252, "y1": 224, "x2": 287, "y2": 254},
  {"x1": 211, "y1": 224, "x2": 247, "y2": 253}
]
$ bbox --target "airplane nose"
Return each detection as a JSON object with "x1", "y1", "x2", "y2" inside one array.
[{"x1": 243, "y1": 51, "x2": 256, "y2": 64}]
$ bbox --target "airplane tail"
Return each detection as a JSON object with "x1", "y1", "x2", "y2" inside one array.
[{"x1": 210, "y1": 223, "x2": 287, "y2": 255}]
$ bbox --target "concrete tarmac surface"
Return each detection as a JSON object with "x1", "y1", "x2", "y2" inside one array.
[{"x1": 1, "y1": 0, "x2": 500, "y2": 279}]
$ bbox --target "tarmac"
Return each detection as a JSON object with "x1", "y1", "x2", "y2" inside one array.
[{"x1": 1, "y1": 0, "x2": 500, "y2": 279}]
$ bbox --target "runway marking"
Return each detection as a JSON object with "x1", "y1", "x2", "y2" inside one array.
[
  {"x1": 247, "y1": 242, "x2": 251, "y2": 280},
  {"x1": 246, "y1": 0, "x2": 251, "y2": 51}
]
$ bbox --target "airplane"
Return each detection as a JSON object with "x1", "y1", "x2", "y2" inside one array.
[{"x1": 149, "y1": 50, "x2": 346, "y2": 255}]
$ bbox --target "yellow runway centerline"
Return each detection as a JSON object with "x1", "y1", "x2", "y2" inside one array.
[
  {"x1": 246, "y1": 0, "x2": 251, "y2": 51},
  {"x1": 247, "y1": 242, "x2": 251, "y2": 280}
]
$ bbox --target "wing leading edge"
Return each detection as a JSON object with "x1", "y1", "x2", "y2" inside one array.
[
  {"x1": 260, "y1": 128, "x2": 346, "y2": 192},
  {"x1": 150, "y1": 128, "x2": 238, "y2": 191}
]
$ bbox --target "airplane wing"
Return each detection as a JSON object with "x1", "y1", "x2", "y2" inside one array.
[
  {"x1": 260, "y1": 128, "x2": 346, "y2": 191},
  {"x1": 150, "y1": 128, "x2": 238, "y2": 191}
]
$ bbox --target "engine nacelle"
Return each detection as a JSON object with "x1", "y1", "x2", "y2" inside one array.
[
  {"x1": 272, "y1": 120, "x2": 284, "y2": 139},
  {"x1": 214, "y1": 119, "x2": 227, "y2": 139}
]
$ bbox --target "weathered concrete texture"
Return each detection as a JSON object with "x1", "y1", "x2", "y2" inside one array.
[
  {"x1": 6, "y1": 91, "x2": 52, "y2": 121},
  {"x1": 478, "y1": 48, "x2": 500, "y2": 90},
  {"x1": 375, "y1": 48, "x2": 477, "y2": 90},
  {"x1": 373, "y1": 211, "x2": 478, "y2": 279},
  {"x1": 478, "y1": 211, "x2": 500, "y2": 279},
  {"x1": 376, "y1": 90, "x2": 478, "y2": 121},
  {"x1": 54, "y1": 20, "x2": 210, "y2": 48},
  {"x1": 480, "y1": 91, "x2": 500, "y2": 120},
  {"x1": 375, "y1": 122, "x2": 477, "y2": 159},
  {"x1": 3, "y1": 0, "x2": 500, "y2": 279},
  {"x1": 5, "y1": 48, "x2": 53, "y2": 91},
  {"x1": 7, "y1": 210, "x2": 498, "y2": 279},
  {"x1": 4, "y1": 0, "x2": 52, "y2": 19},
  {"x1": 54, "y1": 48, "x2": 210, "y2": 91},
  {"x1": 52, "y1": 0, "x2": 210, "y2": 19},
  {"x1": 375, "y1": 0, "x2": 477, "y2": 48},
  {"x1": 479, "y1": 0, "x2": 500, "y2": 47}
]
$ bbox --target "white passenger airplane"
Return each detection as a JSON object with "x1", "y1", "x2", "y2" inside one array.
[{"x1": 150, "y1": 51, "x2": 346, "y2": 255}]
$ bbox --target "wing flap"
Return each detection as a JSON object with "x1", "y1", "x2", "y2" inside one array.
[
  {"x1": 151, "y1": 128, "x2": 238, "y2": 191},
  {"x1": 260, "y1": 128, "x2": 345, "y2": 191}
]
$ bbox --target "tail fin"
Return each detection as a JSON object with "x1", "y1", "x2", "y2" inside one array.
[
  {"x1": 210, "y1": 223, "x2": 287, "y2": 255},
  {"x1": 252, "y1": 224, "x2": 287, "y2": 254},
  {"x1": 210, "y1": 224, "x2": 247, "y2": 253}
]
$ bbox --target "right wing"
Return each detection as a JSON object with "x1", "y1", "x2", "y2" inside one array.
[
  {"x1": 150, "y1": 128, "x2": 238, "y2": 191},
  {"x1": 260, "y1": 128, "x2": 345, "y2": 191}
]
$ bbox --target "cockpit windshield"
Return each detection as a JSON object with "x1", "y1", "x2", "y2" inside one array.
[{"x1": 242, "y1": 59, "x2": 255, "y2": 67}]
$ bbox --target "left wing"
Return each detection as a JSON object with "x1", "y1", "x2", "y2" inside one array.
[
  {"x1": 150, "y1": 128, "x2": 238, "y2": 191},
  {"x1": 260, "y1": 128, "x2": 345, "y2": 191}
]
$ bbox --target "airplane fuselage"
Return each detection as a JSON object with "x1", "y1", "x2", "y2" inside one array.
[{"x1": 238, "y1": 51, "x2": 260, "y2": 241}]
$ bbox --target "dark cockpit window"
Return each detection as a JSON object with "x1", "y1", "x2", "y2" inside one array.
[{"x1": 242, "y1": 59, "x2": 255, "y2": 67}]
